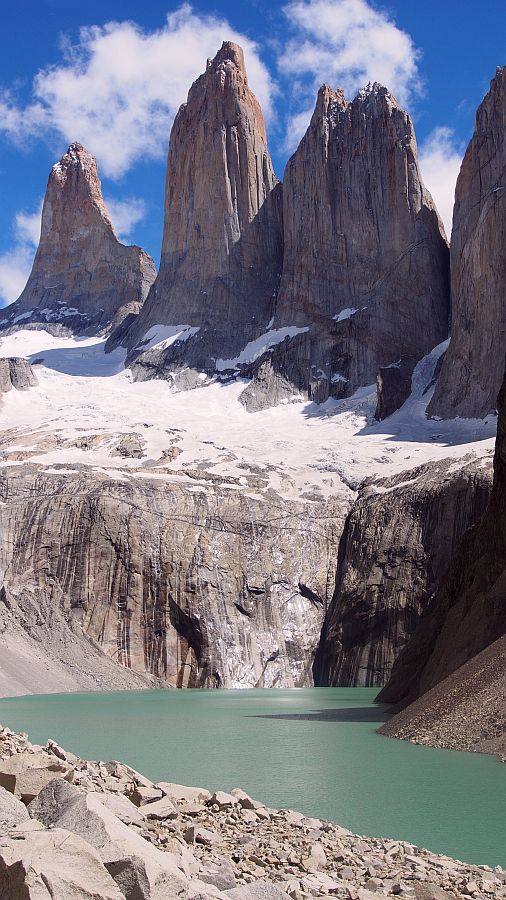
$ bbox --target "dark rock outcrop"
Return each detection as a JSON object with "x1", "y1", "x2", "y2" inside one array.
[
  {"x1": 374, "y1": 356, "x2": 418, "y2": 421},
  {"x1": 0, "y1": 358, "x2": 38, "y2": 394},
  {"x1": 246, "y1": 83, "x2": 450, "y2": 409},
  {"x1": 380, "y1": 363, "x2": 506, "y2": 707},
  {"x1": 314, "y1": 455, "x2": 492, "y2": 687},
  {"x1": 0, "y1": 143, "x2": 156, "y2": 336},
  {"x1": 123, "y1": 42, "x2": 283, "y2": 377},
  {"x1": 429, "y1": 67, "x2": 506, "y2": 419}
]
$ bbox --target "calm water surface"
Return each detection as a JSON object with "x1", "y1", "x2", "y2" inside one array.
[{"x1": 0, "y1": 688, "x2": 504, "y2": 868}]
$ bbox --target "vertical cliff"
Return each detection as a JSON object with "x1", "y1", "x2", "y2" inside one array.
[
  {"x1": 428, "y1": 67, "x2": 506, "y2": 419},
  {"x1": 380, "y1": 363, "x2": 506, "y2": 707},
  {"x1": 245, "y1": 83, "x2": 450, "y2": 409},
  {"x1": 314, "y1": 455, "x2": 492, "y2": 687},
  {"x1": 125, "y1": 42, "x2": 283, "y2": 378},
  {"x1": 0, "y1": 143, "x2": 156, "y2": 335}
]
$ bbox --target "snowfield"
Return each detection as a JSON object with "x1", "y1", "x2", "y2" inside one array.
[{"x1": 0, "y1": 330, "x2": 496, "y2": 501}]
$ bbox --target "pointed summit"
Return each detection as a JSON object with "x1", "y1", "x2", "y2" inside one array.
[
  {"x1": 123, "y1": 42, "x2": 282, "y2": 380},
  {"x1": 252, "y1": 80, "x2": 450, "y2": 408},
  {"x1": 1, "y1": 143, "x2": 156, "y2": 335}
]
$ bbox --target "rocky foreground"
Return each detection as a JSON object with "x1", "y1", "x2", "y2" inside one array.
[{"x1": 0, "y1": 725, "x2": 504, "y2": 899}]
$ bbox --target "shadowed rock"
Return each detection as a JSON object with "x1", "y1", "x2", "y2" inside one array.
[{"x1": 429, "y1": 67, "x2": 506, "y2": 418}]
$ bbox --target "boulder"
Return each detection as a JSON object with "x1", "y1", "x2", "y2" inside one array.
[
  {"x1": 374, "y1": 357, "x2": 417, "y2": 421},
  {"x1": 157, "y1": 782, "x2": 211, "y2": 804},
  {"x1": 208, "y1": 790, "x2": 238, "y2": 810},
  {"x1": 0, "y1": 824, "x2": 123, "y2": 900},
  {"x1": 226, "y1": 883, "x2": 288, "y2": 900},
  {"x1": 29, "y1": 779, "x2": 191, "y2": 900},
  {"x1": 142, "y1": 796, "x2": 179, "y2": 820},
  {"x1": 0, "y1": 751, "x2": 72, "y2": 802},
  {"x1": 0, "y1": 785, "x2": 30, "y2": 830}
]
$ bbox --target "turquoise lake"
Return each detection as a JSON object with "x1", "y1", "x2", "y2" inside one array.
[{"x1": 0, "y1": 688, "x2": 504, "y2": 868}]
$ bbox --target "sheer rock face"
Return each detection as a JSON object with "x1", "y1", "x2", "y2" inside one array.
[
  {"x1": 0, "y1": 143, "x2": 156, "y2": 335},
  {"x1": 429, "y1": 67, "x2": 506, "y2": 419},
  {"x1": 314, "y1": 455, "x2": 492, "y2": 688},
  {"x1": 380, "y1": 365, "x2": 506, "y2": 707},
  {"x1": 125, "y1": 42, "x2": 283, "y2": 370},
  {"x1": 0, "y1": 465, "x2": 346, "y2": 690},
  {"x1": 248, "y1": 84, "x2": 450, "y2": 409}
]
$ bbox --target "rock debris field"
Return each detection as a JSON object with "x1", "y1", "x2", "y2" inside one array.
[{"x1": 0, "y1": 724, "x2": 504, "y2": 899}]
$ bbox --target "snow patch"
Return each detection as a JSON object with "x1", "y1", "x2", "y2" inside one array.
[
  {"x1": 137, "y1": 324, "x2": 199, "y2": 353},
  {"x1": 333, "y1": 307, "x2": 366, "y2": 322},
  {"x1": 216, "y1": 327, "x2": 309, "y2": 371}
]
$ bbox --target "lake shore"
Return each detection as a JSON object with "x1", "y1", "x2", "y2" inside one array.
[{"x1": 1, "y1": 721, "x2": 505, "y2": 900}]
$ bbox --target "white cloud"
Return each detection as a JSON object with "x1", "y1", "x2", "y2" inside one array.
[
  {"x1": 105, "y1": 196, "x2": 146, "y2": 241},
  {"x1": 0, "y1": 202, "x2": 42, "y2": 305},
  {"x1": 279, "y1": 0, "x2": 422, "y2": 152},
  {"x1": 0, "y1": 245, "x2": 35, "y2": 306},
  {"x1": 0, "y1": 5, "x2": 274, "y2": 179},
  {"x1": 15, "y1": 205, "x2": 42, "y2": 247},
  {"x1": 419, "y1": 127, "x2": 463, "y2": 238}
]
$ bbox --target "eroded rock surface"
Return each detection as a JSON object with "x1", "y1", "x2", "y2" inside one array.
[
  {"x1": 0, "y1": 465, "x2": 346, "y2": 690},
  {"x1": 0, "y1": 143, "x2": 156, "y2": 336},
  {"x1": 314, "y1": 455, "x2": 492, "y2": 687},
  {"x1": 381, "y1": 365, "x2": 506, "y2": 708},
  {"x1": 124, "y1": 42, "x2": 282, "y2": 378},
  {"x1": 0, "y1": 357, "x2": 37, "y2": 395},
  {"x1": 245, "y1": 83, "x2": 449, "y2": 409},
  {"x1": 429, "y1": 67, "x2": 506, "y2": 418}
]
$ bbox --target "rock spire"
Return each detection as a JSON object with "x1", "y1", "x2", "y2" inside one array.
[
  {"x1": 125, "y1": 41, "x2": 283, "y2": 378},
  {"x1": 252, "y1": 81, "x2": 450, "y2": 407},
  {"x1": 1, "y1": 143, "x2": 156, "y2": 335},
  {"x1": 428, "y1": 66, "x2": 506, "y2": 418}
]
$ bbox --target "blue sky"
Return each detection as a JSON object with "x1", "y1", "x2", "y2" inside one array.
[{"x1": 0, "y1": 0, "x2": 504, "y2": 305}]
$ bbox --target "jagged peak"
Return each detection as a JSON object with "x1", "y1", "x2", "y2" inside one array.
[
  {"x1": 206, "y1": 41, "x2": 246, "y2": 78},
  {"x1": 355, "y1": 81, "x2": 398, "y2": 107}
]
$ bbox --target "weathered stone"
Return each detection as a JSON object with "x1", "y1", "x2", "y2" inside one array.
[
  {"x1": 208, "y1": 791, "x2": 239, "y2": 810},
  {"x1": 0, "y1": 358, "x2": 38, "y2": 396},
  {"x1": 0, "y1": 143, "x2": 156, "y2": 336},
  {"x1": 0, "y1": 466, "x2": 344, "y2": 690},
  {"x1": 380, "y1": 365, "x2": 506, "y2": 753},
  {"x1": 429, "y1": 67, "x2": 506, "y2": 419},
  {"x1": 315, "y1": 455, "x2": 491, "y2": 686},
  {"x1": 95, "y1": 791, "x2": 146, "y2": 826},
  {"x1": 130, "y1": 785, "x2": 163, "y2": 807},
  {"x1": 158, "y1": 782, "x2": 211, "y2": 804},
  {"x1": 245, "y1": 81, "x2": 449, "y2": 409},
  {"x1": 29, "y1": 779, "x2": 190, "y2": 899},
  {"x1": 0, "y1": 784, "x2": 30, "y2": 829},
  {"x1": 374, "y1": 357, "x2": 418, "y2": 421},
  {"x1": 124, "y1": 41, "x2": 282, "y2": 381},
  {"x1": 199, "y1": 862, "x2": 237, "y2": 890},
  {"x1": 0, "y1": 824, "x2": 124, "y2": 900},
  {"x1": 143, "y1": 796, "x2": 179, "y2": 820}
]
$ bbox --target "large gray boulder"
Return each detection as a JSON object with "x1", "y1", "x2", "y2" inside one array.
[
  {"x1": 0, "y1": 358, "x2": 38, "y2": 395},
  {"x1": 0, "y1": 785, "x2": 30, "y2": 830},
  {"x1": 29, "y1": 779, "x2": 192, "y2": 900},
  {"x1": 0, "y1": 823, "x2": 123, "y2": 900}
]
